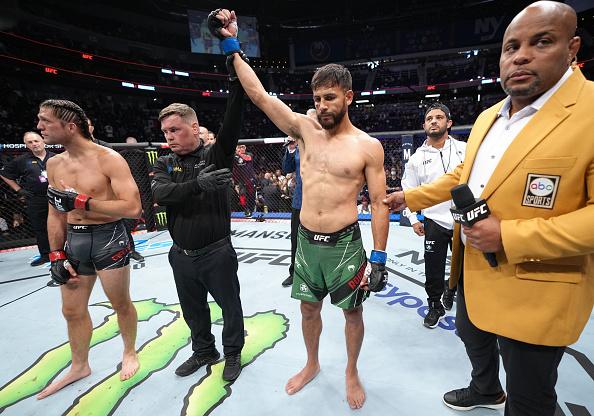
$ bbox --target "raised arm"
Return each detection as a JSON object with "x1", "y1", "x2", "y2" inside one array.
[
  {"x1": 210, "y1": 8, "x2": 306, "y2": 140},
  {"x1": 214, "y1": 79, "x2": 245, "y2": 160}
]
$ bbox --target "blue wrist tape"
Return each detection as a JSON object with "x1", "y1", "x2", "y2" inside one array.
[
  {"x1": 221, "y1": 38, "x2": 241, "y2": 55},
  {"x1": 370, "y1": 250, "x2": 387, "y2": 264}
]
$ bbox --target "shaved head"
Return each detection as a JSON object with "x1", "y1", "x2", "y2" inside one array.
[
  {"x1": 499, "y1": 1, "x2": 581, "y2": 113},
  {"x1": 506, "y1": 1, "x2": 577, "y2": 40}
]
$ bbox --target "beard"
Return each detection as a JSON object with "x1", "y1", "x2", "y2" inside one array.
[
  {"x1": 501, "y1": 76, "x2": 541, "y2": 98},
  {"x1": 317, "y1": 106, "x2": 347, "y2": 130},
  {"x1": 425, "y1": 125, "x2": 448, "y2": 139}
]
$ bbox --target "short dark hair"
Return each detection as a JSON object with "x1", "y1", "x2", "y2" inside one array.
[
  {"x1": 158, "y1": 103, "x2": 198, "y2": 124},
  {"x1": 39, "y1": 99, "x2": 92, "y2": 140},
  {"x1": 311, "y1": 64, "x2": 352, "y2": 91},
  {"x1": 424, "y1": 102, "x2": 451, "y2": 120}
]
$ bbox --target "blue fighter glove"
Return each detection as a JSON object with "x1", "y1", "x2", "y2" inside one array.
[{"x1": 365, "y1": 250, "x2": 388, "y2": 292}]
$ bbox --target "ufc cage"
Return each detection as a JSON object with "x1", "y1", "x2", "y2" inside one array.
[{"x1": 0, "y1": 125, "x2": 471, "y2": 251}]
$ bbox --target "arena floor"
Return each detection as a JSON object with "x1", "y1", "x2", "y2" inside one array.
[{"x1": 0, "y1": 220, "x2": 592, "y2": 416}]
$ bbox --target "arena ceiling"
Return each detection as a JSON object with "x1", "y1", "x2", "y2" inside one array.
[{"x1": 89, "y1": 0, "x2": 537, "y2": 28}]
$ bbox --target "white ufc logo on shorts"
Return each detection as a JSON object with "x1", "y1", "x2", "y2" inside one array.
[{"x1": 313, "y1": 234, "x2": 330, "y2": 242}]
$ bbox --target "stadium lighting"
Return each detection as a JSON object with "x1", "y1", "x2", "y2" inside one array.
[
  {"x1": 121, "y1": 82, "x2": 135, "y2": 88},
  {"x1": 138, "y1": 84, "x2": 156, "y2": 91},
  {"x1": 174, "y1": 71, "x2": 189, "y2": 77},
  {"x1": 372, "y1": 90, "x2": 386, "y2": 95},
  {"x1": 161, "y1": 69, "x2": 173, "y2": 74},
  {"x1": 355, "y1": 99, "x2": 370, "y2": 104},
  {"x1": 425, "y1": 94, "x2": 440, "y2": 98}
]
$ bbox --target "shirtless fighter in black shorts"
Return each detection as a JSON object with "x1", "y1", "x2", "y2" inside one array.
[{"x1": 36, "y1": 99, "x2": 142, "y2": 399}]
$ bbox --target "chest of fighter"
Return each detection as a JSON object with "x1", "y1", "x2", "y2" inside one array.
[{"x1": 300, "y1": 149, "x2": 364, "y2": 180}]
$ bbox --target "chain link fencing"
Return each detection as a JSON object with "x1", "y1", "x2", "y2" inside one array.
[{"x1": 0, "y1": 127, "x2": 470, "y2": 250}]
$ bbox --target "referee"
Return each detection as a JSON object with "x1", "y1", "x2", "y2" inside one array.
[
  {"x1": 1, "y1": 131, "x2": 55, "y2": 266},
  {"x1": 151, "y1": 78, "x2": 245, "y2": 382}
]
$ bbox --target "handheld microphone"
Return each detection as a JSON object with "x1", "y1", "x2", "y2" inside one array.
[{"x1": 450, "y1": 184, "x2": 498, "y2": 267}]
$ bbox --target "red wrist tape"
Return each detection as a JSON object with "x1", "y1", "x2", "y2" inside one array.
[
  {"x1": 74, "y1": 194, "x2": 91, "y2": 211},
  {"x1": 49, "y1": 250, "x2": 67, "y2": 262}
]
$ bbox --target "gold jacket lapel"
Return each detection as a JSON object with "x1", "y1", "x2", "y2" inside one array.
[{"x1": 480, "y1": 68, "x2": 584, "y2": 200}]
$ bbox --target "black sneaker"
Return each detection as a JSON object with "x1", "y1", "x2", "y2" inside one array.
[
  {"x1": 443, "y1": 386, "x2": 506, "y2": 411},
  {"x1": 423, "y1": 301, "x2": 445, "y2": 329},
  {"x1": 30, "y1": 255, "x2": 50, "y2": 267},
  {"x1": 175, "y1": 350, "x2": 220, "y2": 377},
  {"x1": 222, "y1": 353, "x2": 242, "y2": 381},
  {"x1": 282, "y1": 275, "x2": 293, "y2": 287},
  {"x1": 442, "y1": 287, "x2": 456, "y2": 311},
  {"x1": 130, "y1": 251, "x2": 145, "y2": 262}
]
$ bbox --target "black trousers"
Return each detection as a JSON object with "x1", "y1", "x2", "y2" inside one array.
[
  {"x1": 26, "y1": 195, "x2": 50, "y2": 256},
  {"x1": 169, "y1": 238, "x2": 244, "y2": 357},
  {"x1": 456, "y1": 275, "x2": 565, "y2": 416},
  {"x1": 288, "y1": 207, "x2": 301, "y2": 277},
  {"x1": 423, "y1": 218, "x2": 453, "y2": 302}
]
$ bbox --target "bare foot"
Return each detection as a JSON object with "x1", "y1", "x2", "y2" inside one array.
[
  {"x1": 346, "y1": 372, "x2": 365, "y2": 409},
  {"x1": 285, "y1": 364, "x2": 320, "y2": 395},
  {"x1": 37, "y1": 366, "x2": 91, "y2": 399},
  {"x1": 120, "y1": 352, "x2": 140, "y2": 381}
]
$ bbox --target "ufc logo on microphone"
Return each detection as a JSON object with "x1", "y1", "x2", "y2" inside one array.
[
  {"x1": 451, "y1": 212, "x2": 465, "y2": 223},
  {"x1": 466, "y1": 204, "x2": 488, "y2": 221},
  {"x1": 313, "y1": 234, "x2": 330, "y2": 242}
]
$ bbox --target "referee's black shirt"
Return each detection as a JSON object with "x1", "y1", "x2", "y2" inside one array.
[
  {"x1": 151, "y1": 80, "x2": 244, "y2": 250},
  {"x1": 1, "y1": 151, "x2": 55, "y2": 196}
]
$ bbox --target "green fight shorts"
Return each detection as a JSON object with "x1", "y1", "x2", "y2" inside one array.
[{"x1": 291, "y1": 222, "x2": 368, "y2": 309}]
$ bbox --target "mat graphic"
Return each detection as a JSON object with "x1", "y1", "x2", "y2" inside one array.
[{"x1": 0, "y1": 298, "x2": 289, "y2": 415}]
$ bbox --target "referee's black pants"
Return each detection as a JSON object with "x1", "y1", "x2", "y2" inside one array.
[
  {"x1": 456, "y1": 273, "x2": 565, "y2": 415},
  {"x1": 288, "y1": 207, "x2": 300, "y2": 278},
  {"x1": 169, "y1": 237, "x2": 245, "y2": 357},
  {"x1": 423, "y1": 218, "x2": 453, "y2": 302},
  {"x1": 26, "y1": 195, "x2": 50, "y2": 256}
]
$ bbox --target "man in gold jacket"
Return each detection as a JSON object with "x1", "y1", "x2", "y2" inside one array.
[{"x1": 385, "y1": 2, "x2": 593, "y2": 415}]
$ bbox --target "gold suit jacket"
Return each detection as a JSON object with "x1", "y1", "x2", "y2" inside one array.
[{"x1": 405, "y1": 68, "x2": 594, "y2": 346}]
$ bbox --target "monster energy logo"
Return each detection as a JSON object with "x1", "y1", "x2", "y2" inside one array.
[
  {"x1": 0, "y1": 299, "x2": 288, "y2": 415},
  {"x1": 155, "y1": 211, "x2": 167, "y2": 226},
  {"x1": 146, "y1": 150, "x2": 158, "y2": 165}
]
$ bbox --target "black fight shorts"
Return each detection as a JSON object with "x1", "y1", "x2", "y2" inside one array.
[{"x1": 65, "y1": 220, "x2": 131, "y2": 275}]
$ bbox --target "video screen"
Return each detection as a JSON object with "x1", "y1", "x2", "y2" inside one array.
[{"x1": 188, "y1": 10, "x2": 260, "y2": 58}]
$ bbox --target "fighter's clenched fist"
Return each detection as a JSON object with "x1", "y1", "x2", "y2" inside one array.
[{"x1": 207, "y1": 8, "x2": 238, "y2": 39}]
